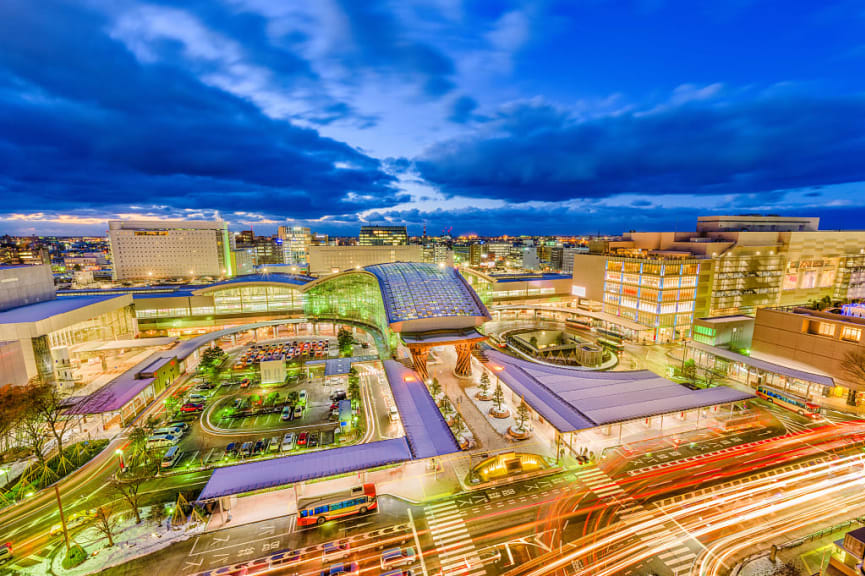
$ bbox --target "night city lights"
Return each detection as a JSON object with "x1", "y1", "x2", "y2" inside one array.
[{"x1": 1, "y1": 2, "x2": 865, "y2": 576}]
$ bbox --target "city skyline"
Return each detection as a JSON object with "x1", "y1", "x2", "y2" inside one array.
[{"x1": 2, "y1": 1, "x2": 865, "y2": 236}]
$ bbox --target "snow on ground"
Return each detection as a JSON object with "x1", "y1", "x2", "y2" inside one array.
[{"x1": 31, "y1": 506, "x2": 205, "y2": 576}]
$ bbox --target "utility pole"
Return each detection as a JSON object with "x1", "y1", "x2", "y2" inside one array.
[{"x1": 54, "y1": 485, "x2": 70, "y2": 552}]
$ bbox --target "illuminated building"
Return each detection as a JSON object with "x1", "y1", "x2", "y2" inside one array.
[{"x1": 358, "y1": 225, "x2": 408, "y2": 246}]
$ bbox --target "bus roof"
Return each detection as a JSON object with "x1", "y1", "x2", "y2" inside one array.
[
  {"x1": 297, "y1": 484, "x2": 373, "y2": 509},
  {"x1": 757, "y1": 384, "x2": 809, "y2": 402}
]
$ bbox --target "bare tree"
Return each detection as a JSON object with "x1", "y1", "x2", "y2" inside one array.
[
  {"x1": 92, "y1": 505, "x2": 117, "y2": 547},
  {"x1": 17, "y1": 405, "x2": 55, "y2": 486},
  {"x1": 28, "y1": 379, "x2": 83, "y2": 475},
  {"x1": 0, "y1": 385, "x2": 27, "y2": 453},
  {"x1": 841, "y1": 350, "x2": 865, "y2": 406},
  {"x1": 111, "y1": 470, "x2": 150, "y2": 524}
]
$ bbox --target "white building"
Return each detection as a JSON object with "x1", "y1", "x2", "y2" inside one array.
[
  {"x1": 308, "y1": 245, "x2": 424, "y2": 276},
  {"x1": 278, "y1": 226, "x2": 312, "y2": 270},
  {"x1": 108, "y1": 220, "x2": 234, "y2": 280}
]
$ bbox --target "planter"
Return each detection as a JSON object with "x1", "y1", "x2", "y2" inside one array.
[
  {"x1": 476, "y1": 393, "x2": 492, "y2": 401},
  {"x1": 489, "y1": 406, "x2": 510, "y2": 419},
  {"x1": 507, "y1": 426, "x2": 531, "y2": 440}
]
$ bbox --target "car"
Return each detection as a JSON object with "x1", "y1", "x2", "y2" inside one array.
[
  {"x1": 153, "y1": 426, "x2": 185, "y2": 438},
  {"x1": 195, "y1": 383, "x2": 214, "y2": 391},
  {"x1": 253, "y1": 439, "x2": 266, "y2": 454},
  {"x1": 166, "y1": 421, "x2": 189, "y2": 432},
  {"x1": 389, "y1": 406, "x2": 400, "y2": 422},
  {"x1": 293, "y1": 405, "x2": 303, "y2": 419},
  {"x1": 321, "y1": 562, "x2": 359, "y2": 576},
  {"x1": 281, "y1": 406, "x2": 293, "y2": 421},
  {"x1": 298, "y1": 389, "x2": 308, "y2": 404},
  {"x1": 240, "y1": 378, "x2": 250, "y2": 388},
  {"x1": 181, "y1": 403, "x2": 204, "y2": 413},
  {"x1": 322, "y1": 540, "x2": 350, "y2": 562},
  {"x1": 270, "y1": 549, "x2": 302, "y2": 567},
  {"x1": 308, "y1": 432, "x2": 320, "y2": 447},
  {"x1": 330, "y1": 390, "x2": 347, "y2": 402},
  {"x1": 381, "y1": 570, "x2": 413, "y2": 576},
  {"x1": 281, "y1": 433, "x2": 294, "y2": 452},
  {"x1": 269, "y1": 436, "x2": 281, "y2": 452},
  {"x1": 240, "y1": 441, "x2": 253, "y2": 457},
  {"x1": 380, "y1": 547, "x2": 416, "y2": 569},
  {"x1": 226, "y1": 442, "x2": 238, "y2": 455},
  {"x1": 0, "y1": 542, "x2": 12, "y2": 565},
  {"x1": 297, "y1": 432, "x2": 308, "y2": 446},
  {"x1": 188, "y1": 393, "x2": 207, "y2": 403}
]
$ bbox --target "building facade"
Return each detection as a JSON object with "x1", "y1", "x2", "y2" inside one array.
[
  {"x1": 278, "y1": 225, "x2": 312, "y2": 270},
  {"x1": 308, "y1": 245, "x2": 423, "y2": 276},
  {"x1": 108, "y1": 220, "x2": 234, "y2": 280},
  {"x1": 358, "y1": 225, "x2": 408, "y2": 246}
]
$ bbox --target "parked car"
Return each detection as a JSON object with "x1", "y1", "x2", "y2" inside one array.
[
  {"x1": 321, "y1": 562, "x2": 359, "y2": 576},
  {"x1": 240, "y1": 441, "x2": 253, "y2": 457},
  {"x1": 293, "y1": 405, "x2": 303, "y2": 419},
  {"x1": 297, "y1": 432, "x2": 308, "y2": 446},
  {"x1": 180, "y1": 402, "x2": 204, "y2": 413},
  {"x1": 153, "y1": 426, "x2": 185, "y2": 437},
  {"x1": 166, "y1": 421, "x2": 189, "y2": 432},
  {"x1": 195, "y1": 383, "x2": 214, "y2": 391},
  {"x1": 322, "y1": 541, "x2": 350, "y2": 562},
  {"x1": 188, "y1": 393, "x2": 207, "y2": 403},
  {"x1": 308, "y1": 432, "x2": 320, "y2": 447},
  {"x1": 225, "y1": 442, "x2": 237, "y2": 455},
  {"x1": 380, "y1": 547, "x2": 416, "y2": 569},
  {"x1": 281, "y1": 433, "x2": 294, "y2": 452},
  {"x1": 240, "y1": 378, "x2": 250, "y2": 388},
  {"x1": 321, "y1": 429, "x2": 335, "y2": 446},
  {"x1": 269, "y1": 436, "x2": 281, "y2": 452},
  {"x1": 281, "y1": 406, "x2": 293, "y2": 421},
  {"x1": 253, "y1": 439, "x2": 266, "y2": 454},
  {"x1": 330, "y1": 389, "x2": 347, "y2": 402},
  {"x1": 0, "y1": 543, "x2": 12, "y2": 565},
  {"x1": 298, "y1": 389, "x2": 308, "y2": 404}
]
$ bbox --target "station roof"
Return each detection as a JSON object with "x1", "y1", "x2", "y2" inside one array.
[
  {"x1": 305, "y1": 355, "x2": 379, "y2": 376},
  {"x1": 688, "y1": 341, "x2": 834, "y2": 387},
  {"x1": 197, "y1": 438, "x2": 413, "y2": 501},
  {"x1": 488, "y1": 273, "x2": 573, "y2": 283},
  {"x1": 383, "y1": 360, "x2": 462, "y2": 459},
  {"x1": 366, "y1": 262, "x2": 490, "y2": 332},
  {"x1": 0, "y1": 295, "x2": 126, "y2": 324},
  {"x1": 485, "y1": 350, "x2": 753, "y2": 431},
  {"x1": 65, "y1": 353, "x2": 176, "y2": 414}
]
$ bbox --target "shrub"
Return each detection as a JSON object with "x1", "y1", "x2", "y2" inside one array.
[{"x1": 62, "y1": 544, "x2": 88, "y2": 569}]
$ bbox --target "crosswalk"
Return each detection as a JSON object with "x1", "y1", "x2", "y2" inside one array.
[
  {"x1": 577, "y1": 468, "x2": 696, "y2": 576},
  {"x1": 424, "y1": 500, "x2": 486, "y2": 576}
]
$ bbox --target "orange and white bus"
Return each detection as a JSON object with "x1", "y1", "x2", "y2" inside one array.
[
  {"x1": 756, "y1": 384, "x2": 822, "y2": 420},
  {"x1": 297, "y1": 484, "x2": 377, "y2": 526}
]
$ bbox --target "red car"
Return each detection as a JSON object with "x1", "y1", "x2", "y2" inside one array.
[
  {"x1": 239, "y1": 378, "x2": 250, "y2": 388},
  {"x1": 181, "y1": 402, "x2": 204, "y2": 413},
  {"x1": 297, "y1": 432, "x2": 308, "y2": 446}
]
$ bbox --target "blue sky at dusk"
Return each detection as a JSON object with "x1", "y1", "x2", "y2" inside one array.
[{"x1": 1, "y1": 0, "x2": 865, "y2": 236}]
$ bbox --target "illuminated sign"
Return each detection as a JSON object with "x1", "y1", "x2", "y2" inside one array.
[{"x1": 571, "y1": 285, "x2": 586, "y2": 297}]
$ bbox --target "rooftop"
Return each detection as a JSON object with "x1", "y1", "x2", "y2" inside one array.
[
  {"x1": 689, "y1": 342, "x2": 835, "y2": 387},
  {"x1": 696, "y1": 315, "x2": 754, "y2": 324},
  {"x1": 197, "y1": 438, "x2": 412, "y2": 501},
  {"x1": 366, "y1": 262, "x2": 490, "y2": 331},
  {"x1": 485, "y1": 350, "x2": 753, "y2": 431},
  {"x1": 0, "y1": 294, "x2": 127, "y2": 325}
]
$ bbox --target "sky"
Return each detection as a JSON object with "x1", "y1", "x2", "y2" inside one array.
[{"x1": 1, "y1": 0, "x2": 865, "y2": 237}]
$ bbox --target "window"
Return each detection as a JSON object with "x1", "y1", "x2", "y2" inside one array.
[
  {"x1": 817, "y1": 322, "x2": 835, "y2": 337},
  {"x1": 840, "y1": 326, "x2": 862, "y2": 342}
]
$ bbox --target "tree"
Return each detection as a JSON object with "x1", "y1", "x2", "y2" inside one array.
[
  {"x1": 451, "y1": 413, "x2": 465, "y2": 435},
  {"x1": 438, "y1": 396, "x2": 452, "y2": 415},
  {"x1": 111, "y1": 469, "x2": 149, "y2": 524},
  {"x1": 287, "y1": 390, "x2": 299, "y2": 405},
  {"x1": 348, "y1": 379, "x2": 361, "y2": 403},
  {"x1": 17, "y1": 404, "x2": 54, "y2": 485},
  {"x1": 529, "y1": 336, "x2": 539, "y2": 349},
  {"x1": 200, "y1": 346, "x2": 226, "y2": 369},
  {"x1": 492, "y1": 381, "x2": 505, "y2": 412},
  {"x1": 478, "y1": 372, "x2": 491, "y2": 399},
  {"x1": 0, "y1": 385, "x2": 27, "y2": 453},
  {"x1": 429, "y1": 379, "x2": 442, "y2": 398},
  {"x1": 337, "y1": 328, "x2": 355, "y2": 356},
  {"x1": 681, "y1": 359, "x2": 698, "y2": 386},
  {"x1": 841, "y1": 350, "x2": 865, "y2": 406},
  {"x1": 92, "y1": 505, "x2": 117, "y2": 547},
  {"x1": 516, "y1": 398, "x2": 531, "y2": 432},
  {"x1": 28, "y1": 379, "x2": 83, "y2": 475},
  {"x1": 126, "y1": 426, "x2": 151, "y2": 468}
]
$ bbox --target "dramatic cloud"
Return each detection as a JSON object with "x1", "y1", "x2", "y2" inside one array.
[{"x1": 415, "y1": 95, "x2": 865, "y2": 203}]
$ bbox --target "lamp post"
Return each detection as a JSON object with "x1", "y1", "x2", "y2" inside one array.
[
  {"x1": 115, "y1": 449, "x2": 125, "y2": 473},
  {"x1": 54, "y1": 485, "x2": 70, "y2": 552}
]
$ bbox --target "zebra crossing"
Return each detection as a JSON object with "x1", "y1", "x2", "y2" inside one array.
[
  {"x1": 424, "y1": 500, "x2": 486, "y2": 576},
  {"x1": 577, "y1": 467, "x2": 697, "y2": 576}
]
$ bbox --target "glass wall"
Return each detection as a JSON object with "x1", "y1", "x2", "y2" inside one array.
[{"x1": 303, "y1": 272, "x2": 390, "y2": 341}]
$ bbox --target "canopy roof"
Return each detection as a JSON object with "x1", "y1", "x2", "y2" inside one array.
[
  {"x1": 689, "y1": 341, "x2": 834, "y2": 387},
  {"x1": 485, "y1": 350, "x2": 753, "y2": 431},
  {"x1": 383, "y1": 360, "x2": 461, "y2": 459},
  {"x1": 197, "y1": 438, "x2": 412, "y2": 501}
]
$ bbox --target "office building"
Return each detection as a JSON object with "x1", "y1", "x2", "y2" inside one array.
[
  {"x1": 108, "y1": 220, "x2": 234, "y2": 280},
  {"x1": 278, "y1": 226, "x2": 312, "y2": 270},
  {"x1": 572, "y1": 215, "x2": 865, "y2": 340},
  {"x1": 308, "y1": 245, "x2": 423, "y2": 276},
  {"x1": 358, "y1": 225, "x2": 408, "y2": 246}
]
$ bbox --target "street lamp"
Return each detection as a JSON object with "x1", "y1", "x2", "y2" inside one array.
[{"x1": 115, "y1": 449, "x2": 125, "y2": 473}]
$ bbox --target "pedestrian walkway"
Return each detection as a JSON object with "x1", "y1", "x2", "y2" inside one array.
[
  {"x1": 576, "y1": 467, "x2": 697, "y2": 576},
  {"x1": 423, "y1": 500, "x2": 485, "y2": 576}
]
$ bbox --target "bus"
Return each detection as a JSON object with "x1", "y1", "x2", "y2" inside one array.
[
  {"x1": 297, "y1": 484, "x2": 377, "y2": 526},
  {"x1": 161, "y1": 446, "x2": 183, "y2": 468},
  {"x1": 565, "y1": 317, "x2": 593, "y2": 331},
  {"x1": 755, "y1": 384, "x2": 822, "y2": 419}
]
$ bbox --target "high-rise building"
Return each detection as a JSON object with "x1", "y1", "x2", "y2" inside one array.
[
  {"x1": 572, "y1": 215, "x2": 865, "y2": 341},
  {"x1": 358, "y1": 225, "x2": 408, "y2": 246},
  {"x1": 278, "y1": 226, "x2": 312, "y2": 270},
  {"x1": 108, "y1": 220, "x2": 234, "y2": 280}
]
